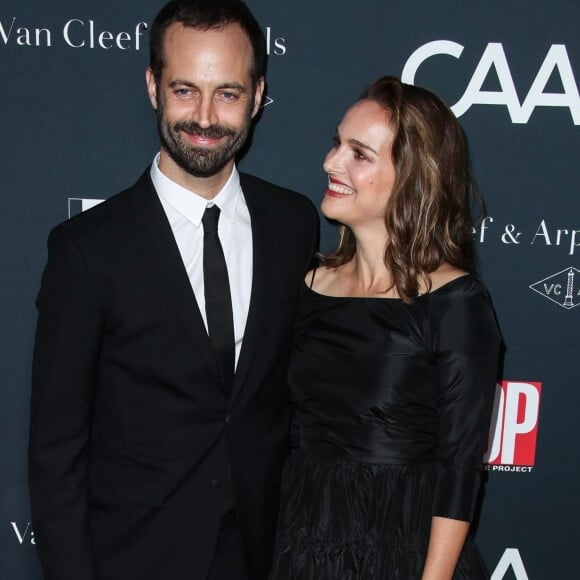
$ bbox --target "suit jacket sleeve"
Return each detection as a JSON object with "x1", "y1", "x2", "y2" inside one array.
[{"x1": 29, "y1": 225, "x2": 101, "y2": 580}]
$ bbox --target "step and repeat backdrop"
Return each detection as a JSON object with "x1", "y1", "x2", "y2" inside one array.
[{"x1": 1, "y1": 1, "x2": 578, "y2": 578}]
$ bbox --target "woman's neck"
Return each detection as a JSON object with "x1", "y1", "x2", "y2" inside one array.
[{"x1": 346, "y1": 227, "x2": 395, "y2": 296}]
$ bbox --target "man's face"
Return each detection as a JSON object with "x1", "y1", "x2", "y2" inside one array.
[{"x1": 146, "y1": 22, "x2": 264, "y2": 188}]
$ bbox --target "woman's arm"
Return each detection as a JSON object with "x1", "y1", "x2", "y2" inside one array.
[
  {"x1": 425, "y1": 278, "x2": 502, "y2": 578},
  {"x1": 421, "y1": 516, "x2": 470, "y2": 580}
]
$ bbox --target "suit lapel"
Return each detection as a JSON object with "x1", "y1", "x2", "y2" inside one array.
[
  {"x1": 129, "y1": 171, "x2": 221, "y2": 381},
  {"x1": 230, "y1": 176, "x2": 270, "y2": 403}
]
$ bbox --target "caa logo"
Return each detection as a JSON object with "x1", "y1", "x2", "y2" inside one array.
[
  {"x1": 491, "y1": 549, "x2": 529, "y2": 580},
  {"x1": 68, "y1": 197, "x2": 104, "y2": 218},
  {"x1": 484, "y1": 381, "x2": 542, "y2": 471},
  {"x1": 402, "y1": 41, "x2": 580, "y2": 124}
]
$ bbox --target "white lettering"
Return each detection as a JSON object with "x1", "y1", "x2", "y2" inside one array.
[
  {"x1": 544, "y1": 283, "x2": 562, "y2": 295},
  {"x1": 570, "y1": 230, "x2": 580, "y2": 255},
  {"x1": 402, "y1": 40, "x2": 464, "y2": 84},
  {"x1": 402, "y1": 41, "x2": 580, "y2": 124},
  {"x1": 556, "y1": 229, "x2": 568, "y2": 245},
  {"x1": 16, "y1": 27, "x2": 32, "y2": 46},
  {"x1": 491, "y1": 548, "x2": 529, "y2": 580},
  {"x1": 2, "y1": 18, "x2": 145, "y2": 51},
  {"x1": 9, "y1": 24, "x2": 52, "y2": 47},
  {"x1": 64, "y1": 19, "x2": 147, "y2": 51},
  {"x1": 63, "y1": 19, "x2": 85, "y2": 48},
  {"x1": 0, "y1": 17, "x2": 16, "y2": 45},
  {"x1": 531, "y1": 221, "x2": 580, "y2": 253},
  {"x1": 135, "y1": 22, "x2": 147, "y2": 52},
  {"x1": 89, "y1": 20, "x2": 95, "y2": 49},
  {"x1": 488, "y1": 465, "x2": 533, "y2": 473},
  {"x1": 501, "y1": 382, "x2": 539, "y2": 465},
  {"x1": 265, "y1": 26, "x2": 287, "y2": 56},
  {"x1": 274, "y1": 37, "x2": 286, "y2": 55},
  {"x1": 478, "y1": 216, "x2": 494, "y2": 243},
  {"x1": 520, "y1": 45, "x2": 580, "y2": 124},
  {"x1": 116, "y1": 31, "x2": 131, "y2": 50},
  {"x1": 36, "y1": 28, "x2": 51, "y2": 47},
  {"x1": 453, "y1": 43, "x2": 521, "y2": 120},
  {"x1": 484, "y1": 384, "x2": 504, "y2": 463},
  {"x1": 99, "y1": 30, "x2": 114, "y2": 50},
  {"x1": 10, "y1": 522, "x2": 32, "y2": 545},
  {"x1": 531, "y1": 219, "x2": 551, "y2": 245}
]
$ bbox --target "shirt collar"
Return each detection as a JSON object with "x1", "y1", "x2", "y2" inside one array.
[{"x1": 150, "y1": 153, "x2": 242, "y2": 227}]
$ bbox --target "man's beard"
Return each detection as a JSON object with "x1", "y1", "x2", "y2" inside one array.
[{"x1": 156, "y1": 102, "x2": 252, "y2": 179}]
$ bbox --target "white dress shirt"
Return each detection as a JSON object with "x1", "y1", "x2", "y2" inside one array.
[{"x1": 150, "y1": 154, "x2": 253, "y2": 367}]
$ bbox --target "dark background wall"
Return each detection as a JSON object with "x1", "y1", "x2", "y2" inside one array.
[{"x1": 1, "y1": 1, "x2": 578, "y2": 578}]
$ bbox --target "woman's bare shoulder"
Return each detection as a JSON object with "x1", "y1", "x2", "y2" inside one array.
[{"x1": 304, "y1": 265, "x2": 341, "y2": 293}]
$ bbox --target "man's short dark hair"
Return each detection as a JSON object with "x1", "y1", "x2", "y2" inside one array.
[{"x1": 149, "y1": 0, "x2": 267, "y2": 85}]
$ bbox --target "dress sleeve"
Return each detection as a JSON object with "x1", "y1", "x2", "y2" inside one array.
[{"x1": 430, "y1": 277, "x2": 501, "y2": 521}]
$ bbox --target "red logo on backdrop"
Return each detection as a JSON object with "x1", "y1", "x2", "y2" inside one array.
[{"x1": 484, "y1": 381, "x2": 542, "y2": 472}]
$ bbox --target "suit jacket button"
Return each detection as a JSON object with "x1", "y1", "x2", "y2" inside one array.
[
  {"x1": 225, "y1": 415, "x2": 231, "y2": 424},
  {"x1": 211, "y1": 479, "x2": 220, "y2": 489}
]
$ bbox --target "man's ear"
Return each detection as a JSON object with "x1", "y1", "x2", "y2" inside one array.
[
  {"x1": 251, "y1": 77, "x2": 265, "y2": 118},
  {"x1": 145, "y1": 68, "x2": 158, "y2": 111}
]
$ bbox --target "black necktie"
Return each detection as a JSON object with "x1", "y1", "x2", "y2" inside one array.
[{"x1": 202, "y1": 205, "x2": 235, "y2": 393}]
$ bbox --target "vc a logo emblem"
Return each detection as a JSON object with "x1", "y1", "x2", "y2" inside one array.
[
  {"x1": 530, "y1": 267, "x2": 580, "y2": 310},
  {"x1": 402, "y1": 41, "x2": 580, "y2": 124}
]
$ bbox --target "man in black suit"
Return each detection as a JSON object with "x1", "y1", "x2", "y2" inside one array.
[{"x1": 28, "y1": 1, "x2": 318, "y2": 579}]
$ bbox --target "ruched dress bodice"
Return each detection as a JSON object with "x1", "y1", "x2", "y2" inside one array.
[{"x1": 270, "y1": 274, "x2": 501, "y2": 579}]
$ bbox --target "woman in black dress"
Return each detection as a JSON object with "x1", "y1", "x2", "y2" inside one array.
[{"x1": 270, "y1": 77, "x2": 501, "y2": 579}]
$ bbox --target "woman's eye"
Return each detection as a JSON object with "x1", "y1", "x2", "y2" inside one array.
[{"x1": 353, "y1": 149, "x2": 367, "y2": 160}]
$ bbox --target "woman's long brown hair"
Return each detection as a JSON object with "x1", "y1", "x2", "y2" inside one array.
[{"x1": 320, "y1": 76, "x2": 480, "y2": 303}]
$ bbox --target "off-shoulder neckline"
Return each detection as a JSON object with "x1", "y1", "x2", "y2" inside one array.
[{"x1": 304, "y1": 273, "x2": 474, "y2": 301}]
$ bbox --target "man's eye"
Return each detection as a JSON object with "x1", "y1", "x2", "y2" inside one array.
[
  {"x1": 176, "y1": 88, "x2": 191, "y2": 97},
  {"x1": 221, "y1": 91, "x2": 238, "y2": 101}
]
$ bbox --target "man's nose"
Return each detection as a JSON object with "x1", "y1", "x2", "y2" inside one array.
[{"x1": 193, "y1": 94, "x2": 218, "y2": 128}]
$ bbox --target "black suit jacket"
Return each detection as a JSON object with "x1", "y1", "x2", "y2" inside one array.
[{"x1": 29, "y1": 171, "x2": 319, "y2": 580}]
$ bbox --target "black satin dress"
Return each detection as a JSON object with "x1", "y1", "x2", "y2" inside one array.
[{"x1": 270, "y1": 274, "x2": 501, "y2": 579}]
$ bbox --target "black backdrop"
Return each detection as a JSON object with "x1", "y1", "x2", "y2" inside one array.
[{"x1": 1, "y1": 1, "x2": 578, "y2": 578}]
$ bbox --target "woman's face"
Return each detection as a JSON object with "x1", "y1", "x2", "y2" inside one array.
[{"x1": 321, "y1": 99, "x2": 396, "y2": 229}]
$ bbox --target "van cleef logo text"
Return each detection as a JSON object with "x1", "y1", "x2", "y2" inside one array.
[
  {"x1": 0, "y1": 17, "x2": 148, "y2": 50},
  {"x1": 0, "y1": 17, "x2": 287, "y2": 54}
]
